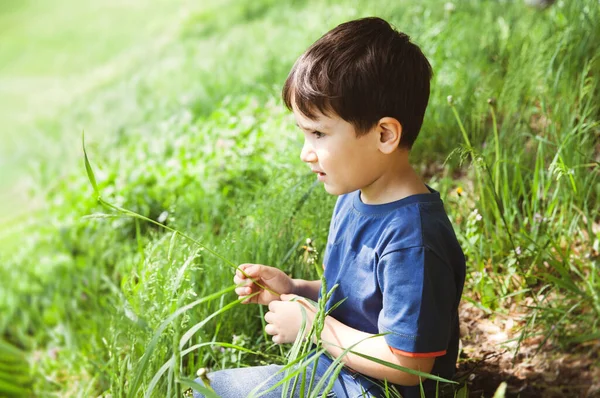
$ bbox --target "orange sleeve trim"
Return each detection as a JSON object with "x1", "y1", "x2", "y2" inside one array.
[{"x1": 389, "y1": 346, "x2": 447, "y2": 358}]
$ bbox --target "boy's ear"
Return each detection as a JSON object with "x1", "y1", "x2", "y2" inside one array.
[{"x1": 377, "y1": 117, "x2": 402, "y2": 154}]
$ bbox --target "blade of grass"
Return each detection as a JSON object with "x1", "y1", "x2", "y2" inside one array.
[{"x1": 126, "y1": 285, "x2": 235, "y2": 398}]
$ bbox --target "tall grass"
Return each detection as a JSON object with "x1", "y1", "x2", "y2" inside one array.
[
  {"x1": 0, "y1": 0, "x2": 598, "y2": 396},
  {"x1": 443, "y1": 1, "x2": 600, "y2": 347}
]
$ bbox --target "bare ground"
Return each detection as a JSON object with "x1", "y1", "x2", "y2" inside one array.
[{"x1": 455, "y1": 301, "x2": 600, "y2": 397}]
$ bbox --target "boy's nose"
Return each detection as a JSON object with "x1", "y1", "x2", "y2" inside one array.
[{"x1": 300, "y1": 140, "x2": 318, "y2": 163}]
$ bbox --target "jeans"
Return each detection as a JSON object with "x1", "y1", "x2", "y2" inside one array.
[{"x1": 192, "y1": 360, "x2": 384, "y2": 398}]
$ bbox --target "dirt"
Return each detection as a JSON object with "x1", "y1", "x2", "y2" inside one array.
[{"x1": 455, "y1": 301, "x2": 600, "y2": 397}]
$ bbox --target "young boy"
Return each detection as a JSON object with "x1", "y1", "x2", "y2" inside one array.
[{"x1": 194, "y1": 16, "x2": 465, "y2": 398}]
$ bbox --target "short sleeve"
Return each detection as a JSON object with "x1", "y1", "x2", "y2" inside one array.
[{"x1": 376, "y1": 246, "x2": 456, "y2": 357}]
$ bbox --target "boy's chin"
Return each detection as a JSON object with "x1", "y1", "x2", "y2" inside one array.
[{"x1": 323, "y1": 183, "x2": 353, "y2": 196}]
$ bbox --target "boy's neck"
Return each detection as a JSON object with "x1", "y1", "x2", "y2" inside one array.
[{"x1": 359, "y1": 151, "x2": 429, "y2": 205}]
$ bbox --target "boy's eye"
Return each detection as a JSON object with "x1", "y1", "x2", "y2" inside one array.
[{"x1": 312, "y1": 131, "x2": 325, "y2": 139}]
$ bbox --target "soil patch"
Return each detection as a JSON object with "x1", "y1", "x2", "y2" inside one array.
[{"x1": 455, "y1": 302, "x2": 600, "y2": 397}]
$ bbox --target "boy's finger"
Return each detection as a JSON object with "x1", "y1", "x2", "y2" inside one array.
[
  {"x1": 280, "y1": 294, "x2": 298, "y2": 301},
  {"x1": 235, "y1": 287, "x2": 252, "y2": 296},
  {"x1": 234, "y1": 276, "x2": 254, "y2": 288},
  {"x1": 236, "y1": 265, "x2": 248, "y2": 279},
  {"x1": 265, "y1": 324, "x2": 277, "y2": 336},
  {"x1": 237, "y1": 263, "x2": 260, "y2": 278}
]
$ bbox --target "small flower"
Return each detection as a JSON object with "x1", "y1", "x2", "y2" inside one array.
[
  {"x1": 456, "y1": 187, "x2": 463, "y2": 196},
  {"x1": 157, "y1": 211, "x2": 168, "y2": 223},
  {"x1": 447, "y1": 95, "x2": 454, "y2": 106},
  {"x1": 444, "y1": 2, "x2": 456, "y2": 12},
  {"x1": 515, "y1": 246, "x2": 522, "y2": 255}
]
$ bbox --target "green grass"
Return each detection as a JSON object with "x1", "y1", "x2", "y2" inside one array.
[
  {"x1": 1, "y1": 0, "x2": 599, "y2": 396},
  {"x1": 0, "y1": 0, "x2": 193, "y2": 221}
]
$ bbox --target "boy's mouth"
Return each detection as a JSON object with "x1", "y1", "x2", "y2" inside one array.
[{"x1": 312, "y1": 170, "x2": 327, "y2": 181}]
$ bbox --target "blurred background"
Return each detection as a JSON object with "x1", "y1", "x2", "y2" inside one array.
[
  {"x1": 1, "y1": 0, "x2": 598, "y2": 397},
  {"x1": 1, "y1": 0, "x2": 195, "y2": 235}
]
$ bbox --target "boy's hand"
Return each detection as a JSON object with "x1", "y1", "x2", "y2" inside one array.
[
  {"x1": 264, "y1": 294, "x2": 316, "y2": 344},
  {"x1": 234, "y1": 264, "x2": 295, "y2": 305}
]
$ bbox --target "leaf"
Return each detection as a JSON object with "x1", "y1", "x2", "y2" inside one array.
[
  {"x1": 82, "y1": 131, "x2": 100, "y2": 198},
  {"x1": 178, "y1": 377, "x2": 220, "y2": 398},
  {"x1": 492, "y1": 382, "x2": 507, "y2": 398},
  {"x1": 455, "y1": 384, "x2": 468, "y2": 398}
]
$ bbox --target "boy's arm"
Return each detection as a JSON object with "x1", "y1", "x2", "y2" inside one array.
[
  {"x1": 265, "y1": 296, "x2": 435, "y2": 386},
  {"x1": 318, "y1": 312, "x2": 435, "y2": 386},
  {"x1": 291, "y1": 279, "x2": 321, "y2": 302}
]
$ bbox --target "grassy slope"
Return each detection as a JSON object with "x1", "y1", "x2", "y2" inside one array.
[
  {"x1": 0, "y1": 0, "x2": 598, "y2": 396},
  {"x1": 0, "y1": 0, "x2": 194, "y2": 225}
]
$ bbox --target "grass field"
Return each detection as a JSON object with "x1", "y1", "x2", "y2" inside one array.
[
  {"x1": 0, "y1": 0, "x2": 192, "y2": 223},
  {"x1": 1, "y1": 0, "x2": 599, "y2": 396}
]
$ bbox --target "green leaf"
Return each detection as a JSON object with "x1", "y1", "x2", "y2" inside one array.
[
  {"x1": 178, "y1": 377, "x2": 221, "y2": 398},
  {"x1": 0, "y1": 378, "x2": 30, "y2": 395},
  {"x1": 82, "y1": 131, "x2": 100, "y2": 198},
  {"x1": 492, "y1": 382, "x2": 507, "y2": 398},
  {"x1": 455, "y1": 384, "x2": 468, "y2": 398}
]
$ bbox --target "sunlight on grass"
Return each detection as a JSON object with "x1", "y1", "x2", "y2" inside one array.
[
  {"x1": 1, "y1": 0, "x2": 598, "y2": 396},
  {"x1": 0, "y1": 0, "x2": 196, "y2": 220}
]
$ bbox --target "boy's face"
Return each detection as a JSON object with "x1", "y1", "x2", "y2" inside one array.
[{"x1": 293, "y1": 103, "x2": 383, "y2": 196}]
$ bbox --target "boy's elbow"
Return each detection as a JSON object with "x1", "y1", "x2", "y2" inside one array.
[
  {"x1": 387, "y1": 372, "x2": 425, "y2": 387},
  {"x1": 398, "y1": 373, "x2": 425, "y2": 387},
  {"x1": 389, "y1": 355, "x2": 436, "y2": 386}
]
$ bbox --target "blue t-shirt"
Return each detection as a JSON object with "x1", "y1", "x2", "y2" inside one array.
[{"x1": 319, "y1": 188, "x2": 465, "y2": 397}]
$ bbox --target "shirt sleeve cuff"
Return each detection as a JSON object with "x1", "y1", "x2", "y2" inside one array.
[{"x1": 388, "y1": 346, "x2": 446, "y2": 358}]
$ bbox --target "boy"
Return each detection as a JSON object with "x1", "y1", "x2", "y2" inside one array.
[{"x1": 195, "y1": 16, "x2": 465, "y2": 398}]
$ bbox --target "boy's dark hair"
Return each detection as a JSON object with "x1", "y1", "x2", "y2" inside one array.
[{"x1": 282, "y1": 17, "x2": 432, "y2": 148}]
